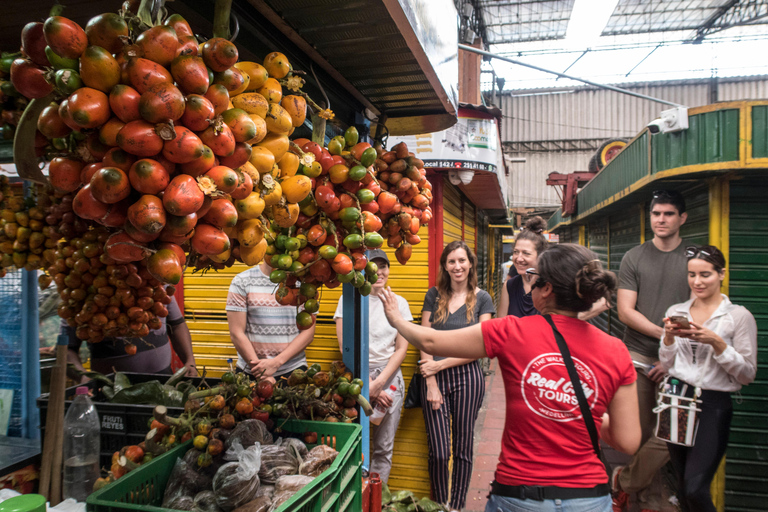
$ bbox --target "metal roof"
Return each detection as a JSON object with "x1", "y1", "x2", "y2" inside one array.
[{"x1": 472, "y1": 0, "x2": 768, "y2": 45}]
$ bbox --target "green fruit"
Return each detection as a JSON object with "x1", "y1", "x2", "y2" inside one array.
[
  {"x1": 367, "y1": 272, "x2": 379, "y2": 285},
  {"x1": 351, "y1": 378, "x2": 364, "y2": 388},
  {"x1": 339, "y1": 207, "x2": 360, "y2": 222},
  {"x1": 344, "y1": 126, "x2": 359, "y2": 148},
  {"x1": 237, "y1": 385, "x2": 251, "y2": 397},
  {"x1": 365, "y1": 261, "x2": 378, "y2": 276},
  {"x1": 296, "y1": 311, "x2": 314, "y2": 329},
  {"x1": 284, "y1": 237, "x2": 300, "y2": 251},
  {"x1": 290, "y1": 261, "x2": 304, "y2": 273},
  {"x1": 328, "y1": 136, "x2": 344, "y2": 155},
  {"x1": 51, "y1": 137, "x2": 68, "y2": 150},
  {"x1": 269, "y1": 269, "x2": 287, "y2": 283},
  {"x1": 348, "y1": 164, "x2": 367, "y2": 181},
  {"x1": 360, "y1": 147, "x2": 377, "y2": 167},
  {"x1": 221, "y1": 371, "x2": 235, "y2": 384},
  {"x1": 46, "y1": 46, "x2": 79, "y2": 69},
  {"x1": 360, "y1": 281, "x2": 372, "y2": 296},
  {"x1": 343, "y1": 233, "x2": 363, "y2": 249},
  {"x1": 352, "y1": 271, "x2": 366, "y2": 288},
  {"x1": 356, "y1": 189, "x2": 375, "y2": 204},
  {"x1": 363, "y1": 232, "x2": 384, "y2": 248},
  {"x1": 300, "y1": 282, "x2": 317, "y2": 299},
  {"x1": 304, "y1": 298, "x2": 320, "y2": 313},
  {"x1": 337, "y1": 270, "x2": 355, "y2": 283},
  {"x1": 0, "y1": 57, "x2": 14, "y2": 74},
  {"x1": 275, "y1": 234, "x2": 288, "y2": 250},
  {"x1": 277, "y1": 254, "x2": 293, "y2": 270},
  {"x1": 337, "y1": 382, "x2": 350, "y2": 396},
  {"x1": 348, "y1": 384, "x2": 361, "y2": 397},
  {"x1": 319, "y1": 245, "x2": 338, "y2": 260},
  {"x1": 54, "y1": 69, "x2": 82, "y2": 95}
]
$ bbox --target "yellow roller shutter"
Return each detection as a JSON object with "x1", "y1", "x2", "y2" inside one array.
[
  {"x1": 464, "y1": 201, "x2": 476, "y2": 251},
  {"x1": 443, "y1": 182, "x2": 463, "y2": 247},
  {"x1": 183, "y1": 225, "x2": 432, "y2": 496}
]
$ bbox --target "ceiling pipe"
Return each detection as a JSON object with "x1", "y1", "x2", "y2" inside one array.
[{"x1": 458, "y1": 43, "x2": 686, "y2": 108}]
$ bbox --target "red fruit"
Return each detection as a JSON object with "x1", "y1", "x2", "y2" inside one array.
[
  {"x1": 85, "y1": 13, "x2": 130, "y2": 54},
  {"x1": 171, "y1": 55, "x2": 209, "y2": 95},
  {"x1": 147, "y1": 248, "x2": 182, "y2": 285},
  {"x1": 314, "y1": 185, "x2": 336, "y2": 209},
  {"x1": 190, "y1": 224, "x2": 230, "y2": 255},
  {"x1": 102, "y1": 148, "x2": 137, "y2": 172},
  {"x1": 200, "y1": 124, "x2": 236, "y2": 157},
  {"x1": 21, "y1": 22, "x2": 49, "y2": 66},
  {"x1": 81, "y1": 163, "x2": 104, "y2": 186},
  {"x1": 163, "y1": 174, "x2": 205, "y2": 216},
  {"x1": 117, "y1": 120, "x2": 164, "y2": 157},
  {"x1": 10, "y1": 59, "x2": 53, "y2": 99},
  {"x1": 219, "y1": 142, "x2": 252, "y2": 169},
  {"x1": 204, "y1": 166, "x2": 238, "y2": 194},
  {"x1": 176, "y1": 35, "x2": 199, "y2": 57},
  {"x1": 139, "y1": 83, "x2": 185, "y2": 124},
  {"x1": 90, "y1": 167, "x2": 131, "y2": 204},
  {"x1": 43, "y1": 16, "x2": 87, "y2": 59},
  {"x1": 123, "y1": 219, "x2": 159, "y2": 242},
  {"x1": 331, "y1": 253, "x2": 353, "y2": 275},
  {"x1": 135, "y1": 25, "x2": 178, "y2": 67},
  {"x1": 204, "y1": 84, "x2": 230, "y2": 116},
  {"x1": 72, "y1": 184, "x2": 109, "y2": 220},
  {"x1": 202, "y1": 198, "x2": 238, "y2": 229},
  {"x1": 201, "y1": 38, "x2": 238, "y2": 72},
  {"x1": 128, "y1": 159, "x2": 170, "y2": 195},
  {"x1": 307, "y1": 224, "x2": 327, "y2": 246},
  {"x1": 127, "y1": 57, "x2": 173, "y2": 94},
  {"x1": 68, "y1": 87, "x2": 110, "y2": 129},
  {"x1": 128, "y1": 195, "x2": 167, "y2": 234},
  {"x1": 98, "y1": 199, "x2": 130, "y2": 228},
  {"x1": 104, "y1": 232, "x2": 151, "y2": 263},
  {"x1": 109, "y1": 85, "x2": 142, "y2": 123},
  {"x1": 395, "y1": 242, "x2": 412, "y2": 265},
  {"x1": 157, "y1": 242, "x2": 186, "y2": 266},
  {"x1": 230, "y1": 170, "x2": 253, "y2": 200},
  {"x1": 162, "y1": 212, "x2": 197, "y2": 237},
  {"x1": 162, "y1": 126, "x2": 204, "y2": 164},
  {"x1": 99, "y1": 117, "x2": 125, "y2": 147},
  {"x1": 179, "y1": 145, "x2": 216, "y2": 177},
  {"x1": 180, "y1": 94, "x2": 215, "y2": 131},
  {"x1": 256, "y1": 379, "x2": 274, "y2": 400},
  {"x1": 49, "y1": 157, "x2": 84, "y2": 193}
]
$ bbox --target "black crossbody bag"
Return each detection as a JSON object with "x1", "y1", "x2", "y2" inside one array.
[{"x1": 490, "y1": 315, "x2": 611, "y2": 501}]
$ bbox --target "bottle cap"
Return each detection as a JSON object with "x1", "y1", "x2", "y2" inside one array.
[
  {"x1": 389, "y1": 385, "x2": 396, "y2": 391},
  {"x1": 76, "y1": 386, "x2": 89, "y2": 395},
  {"x1": 0, "y1": 494, "x2": 46, "y2": 512}
]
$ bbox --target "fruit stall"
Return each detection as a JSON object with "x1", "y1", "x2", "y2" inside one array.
[{"x1": 0, "y1": 0, "x2": 471, "y2": 509}]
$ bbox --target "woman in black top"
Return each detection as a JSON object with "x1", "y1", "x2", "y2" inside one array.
[
  {"x1": 496, "y1": 216, "x2": 548, "y2": 318},
  {"x1": 419, "y1": 240, "x2": 495, "y2": 511}
]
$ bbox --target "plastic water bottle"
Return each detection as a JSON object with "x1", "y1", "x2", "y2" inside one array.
[
  {"x1": 370, "y1": 385, "x2": 397, "y2": 426},
  {"x1": 62, "y1": 386, "x2": 101, "y2": 502}
]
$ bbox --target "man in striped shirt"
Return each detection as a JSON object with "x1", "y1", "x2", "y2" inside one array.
[{"x1": 226, "y1": 261, "x2": 315, "y2": 381}]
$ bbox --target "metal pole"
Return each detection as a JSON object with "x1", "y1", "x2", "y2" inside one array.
[
  {"x1": 341, "y1": 284, "x2": 369, "y2": 469},
  {"x1": 458, "y1": 44, "x2": 686, "y2": 108}
]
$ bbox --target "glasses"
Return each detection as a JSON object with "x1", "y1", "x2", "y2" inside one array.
[
  {"x1": 525, "y1": 268, "x2": 547, "y2": 289},
  {"x1": 685, "y1": 246, "x2": 711, "y2": 259}
]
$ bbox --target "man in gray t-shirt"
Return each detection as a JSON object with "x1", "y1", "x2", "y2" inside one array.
[{"x1": 614, "y1": 191, "x2": 691, "y2": 512}]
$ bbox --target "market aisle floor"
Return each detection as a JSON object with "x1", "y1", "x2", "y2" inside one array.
[{"x1": 464, "y1": 358, "x2": 503, "y2": 511}]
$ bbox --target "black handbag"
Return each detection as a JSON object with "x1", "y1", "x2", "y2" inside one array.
[
  {"x1": 543, "y1": 315, "x2": 612, "y2": 482},
  {"x1": 403, "y1": 371, "x2": 423, "y2": 409}
]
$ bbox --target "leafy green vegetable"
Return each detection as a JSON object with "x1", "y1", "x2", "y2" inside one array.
[
  {"x1": 381, "y1": 482, "x2": 392, "y2": 504},
  {"x1": 110, "y1": 380, "x2": 184, "y2": 407},
  {"x1": 416, "y1": 498, "x2": 449, "y2": 511},
  {"x1": 165, "y1": 367, "x2": 188, "y2": 387},
  {"x1": 102, "y1": 385, "x2": 115, "y2": 400},
  {"x1": 390, "y1": 490, "x2": 416, "y2": 503},
  {"x1": 113, "y1": 372, "x2": 131, "y2": 394}
]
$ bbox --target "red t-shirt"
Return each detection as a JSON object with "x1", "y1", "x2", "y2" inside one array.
[{"x1": 482, "y1": 314, "x2": 635, "y2": 487}]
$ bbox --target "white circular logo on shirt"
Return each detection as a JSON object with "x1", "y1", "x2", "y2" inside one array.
[{"x1": 520, "y1": 353, "x2": 599, "y2": 422}]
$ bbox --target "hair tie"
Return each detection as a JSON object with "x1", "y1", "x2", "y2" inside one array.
[{"x1": 576, "y1": 259, "x2": 602, "y2": 298}]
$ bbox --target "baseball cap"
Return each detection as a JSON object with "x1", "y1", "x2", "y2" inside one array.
[{"x1": 367, "y1": 248, "x2": 390, "y2": 266}]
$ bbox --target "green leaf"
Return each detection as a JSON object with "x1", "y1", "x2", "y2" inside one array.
[
  {"x1": 381, "y1": 482, "x2": 392, "y2": 504},
  {"x1": 113, "y1": 372, "x2": 131, "y2": 394},
  {"x1": 102, "y1": 385, "x2": 115, "y2": 400}
]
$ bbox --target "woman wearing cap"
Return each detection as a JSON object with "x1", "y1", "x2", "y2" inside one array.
[
  {"x1": 497, "y1": 216, "x2": 548, "y2": 318},
  {"x1": 333, "y1": 248, "x2": 411, "y2": 484},
  {"x1": 418, "y1": 240, "x2": 495, "y2": 511},
  {"x1": 660, "y1": 245, "x2": 756, "y2": 512},
  {"x1": 381, "y1": 244, "x2": 641, "y2": 512}
]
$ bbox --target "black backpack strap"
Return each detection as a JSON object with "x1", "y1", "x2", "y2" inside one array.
[{"x1": 543, "y1": 314, "x2": 612, "y2": 481}]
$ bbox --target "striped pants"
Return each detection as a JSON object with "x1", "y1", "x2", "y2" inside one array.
[{"x1": 421, "y1": 360, "x2": 485, "y2": 510}]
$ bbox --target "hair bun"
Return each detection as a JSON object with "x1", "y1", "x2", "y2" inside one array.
[
  {"x1": 575, "y1": 259, "x2": 616, "y2": 304},
  {"x1": 524, "y1": 216, "x2": 547, "y2": 234}
]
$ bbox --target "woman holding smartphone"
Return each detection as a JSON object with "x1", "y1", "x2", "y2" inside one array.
[
  {"x1": 419, "y1": 240, "x2": 495, "y2": 512},
  {"x1": 496, "y1": 216, "x2": 547, "y2": 318},
  {"x1": 661, "y1": 245, "x2": 757, "y2": 512}
]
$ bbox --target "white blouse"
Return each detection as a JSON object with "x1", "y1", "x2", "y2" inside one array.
[{"x1": 659, "y1": 295, "x2": 757, "y2": 392}]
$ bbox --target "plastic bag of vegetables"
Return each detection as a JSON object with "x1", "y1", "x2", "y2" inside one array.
[{"x1": 213, "y1": 442, "x2": 262, "y2": 511}]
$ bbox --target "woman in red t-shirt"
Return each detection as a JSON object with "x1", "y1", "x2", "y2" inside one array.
[{"x1": 381, "y1": 244, "x2": 641, "y2": 512}]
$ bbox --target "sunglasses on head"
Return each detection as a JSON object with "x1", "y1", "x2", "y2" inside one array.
[
  {"x1": 525, "y1": 268, "x2": 547, "y2": 289},
  {"x1": 685, "y1": 246, "x2": 711, "y2": 259}
]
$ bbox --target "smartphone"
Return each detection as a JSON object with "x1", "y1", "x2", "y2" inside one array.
[{"x1": 669, "y1": 315, "x2": 690, "y2": 329}]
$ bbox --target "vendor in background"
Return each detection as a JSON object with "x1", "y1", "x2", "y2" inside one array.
[
  {"x1": 334, "y1": 248, "x2": 411, "y2": 484},
  {"x1": 660, "y1": 245, "x2": 756, "y2": 512},
  {"x1": 496, "y1": 217, "x2": 548, "y2": 319},
  {"x1": 419, "y1": 241, "x2": 494, "y2": 512},
  {"x1": 64, "y1": 295, "x2": 197, "y2": 381},
  {"x1": 226, "y1": 261, "x2": 315, "y2": 383}
]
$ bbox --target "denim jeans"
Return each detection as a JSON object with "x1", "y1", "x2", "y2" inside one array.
[{"x1": 485, "y1": 494, "x2": 612, "y2": 512}]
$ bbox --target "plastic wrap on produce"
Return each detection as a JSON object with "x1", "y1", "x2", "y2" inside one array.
[
  {"x1": 212, "y1": 443, "x2": 262, "y2": 511},
  {"x1": 298, "y1": 444, "x2": 337, "y2": 477}
]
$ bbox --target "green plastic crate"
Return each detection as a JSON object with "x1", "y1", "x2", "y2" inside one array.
[{"x1": 86, "y1": 420, "x2": 362, "y2": 512}]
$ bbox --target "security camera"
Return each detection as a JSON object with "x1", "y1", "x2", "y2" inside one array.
[{"x1": 647, "y1": 118, "x2": 663, "y2": 134}]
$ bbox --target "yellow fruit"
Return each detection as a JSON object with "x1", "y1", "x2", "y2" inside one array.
[
  {"x1": 237, "y1": 161, "x2": 260, "y2": 186},
  {"x1": 256, "y1": 78, "x2": 282, "y2": 104},
  {"x1": 281, "y1": 95, "x2": 307, "y2": 127},
  {"x1": 280, "y1": 175, "x2": 311, "y2": 203},
  {"x1": 277, "y1": 152, "x2": 299, "y2": 178},
  {"x1": 237, "y1": 218, "x2": 264, "y2": 247},
  {"x1": 271, "y1": 202, "x2": 299, "y2": 228},
  {"x1": 234, "y1": 191, "x2": 266, "y2": 220},
  {"x1": 246, "y1": 115, "x2": 267, "y2": 144},
  {"x1": 263, "y1": 52, "x2": 291, "y2": 79},
  {"x1": 240, "y1": 238, "x2": 267, "y2": 266},
  {"x1": 231, "y1": 92, "x2": 269, "y2": 118},
  {"x1": 256, "y1": 133, "x2": 289, "y2": 162},
  {"x1": 229, "y1": 68, "x2": 250, "y2": 96},
  {"x1": 248, "y1": 146, "x2": 276, "y2": 174},
  {"x1": 265, "y1": 103, "x2": 293, "y2": 135},
  {"x1": 261, "y1": 180, "x2": 282, "y2": 206},
  {"x1": 209, "y1": 247, "x2": 231, "y2": 263},
  {"x1": 234, "y1": 61, "x2": 269, "y2": 91}
]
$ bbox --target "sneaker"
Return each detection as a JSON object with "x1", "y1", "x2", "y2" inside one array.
[{"x1": 611, "y1": 466, "x2": 629, "y2": 512}]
